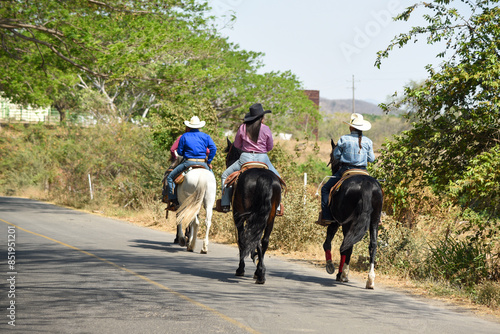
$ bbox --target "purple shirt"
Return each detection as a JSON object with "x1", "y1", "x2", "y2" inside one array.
[{"x1": 234, "y1": 123, "x2": 274, "y2": 153}]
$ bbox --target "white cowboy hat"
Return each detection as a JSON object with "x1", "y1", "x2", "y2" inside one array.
[
  {"x1": 343, "y1": 113, "x2": 371, "y2": 131},
  {"x1": 184, "y1": 116, "x2": 205, "y2": 129}
]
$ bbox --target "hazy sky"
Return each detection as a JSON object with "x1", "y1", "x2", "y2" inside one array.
[{"x1": 208, "y1": 0, "x2": 453, "y2": 104}]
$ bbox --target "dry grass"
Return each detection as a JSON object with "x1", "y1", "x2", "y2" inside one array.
[{"x1": 275, "y1": 138, "x2": 331, "y2": 165}]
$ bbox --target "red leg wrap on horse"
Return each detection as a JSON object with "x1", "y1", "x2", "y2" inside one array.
[
  {"x1": 339, "y1": 255, "x2": 346, "y2": 272},
  {"x1": 325, "y1": 250, "x2": 332, "y2": 261}
]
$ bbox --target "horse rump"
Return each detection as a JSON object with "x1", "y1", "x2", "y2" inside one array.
[
  {"x1": 337, "y1": 177, "x2": 382, "y2": 252},
  {"x1": 234, "y1": 169, "x2": 280, "y2": 259}
]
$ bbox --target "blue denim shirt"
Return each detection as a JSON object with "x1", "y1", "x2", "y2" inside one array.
[{"x1": 334, "y1": 131, "x2": 375, "y2": 166}]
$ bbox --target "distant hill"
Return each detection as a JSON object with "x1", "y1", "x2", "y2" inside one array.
[{"x1": 320, "y1": 98, "x2": 384, "y2": 115}]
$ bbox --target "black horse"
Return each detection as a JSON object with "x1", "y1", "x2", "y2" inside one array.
[
  {"x1": 224, "y1": 138, "x2": 282, "y2": 284},
  {"x1": 323, "y1": 139, "x2": 383, "y2": 289}
]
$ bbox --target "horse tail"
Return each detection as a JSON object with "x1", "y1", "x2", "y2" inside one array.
[
  {"x1": 176, "y1": 175, "x2": 207, "y2": 227},
  {"x1": 236, "y1": 173, "x2": 274, "y2": 259},
  {"x1": 340, "y1": 180, "x2": 374, "y2": 253}
]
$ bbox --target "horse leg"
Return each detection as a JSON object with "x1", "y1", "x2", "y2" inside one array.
[
  {"x1": 366, "y1": 219, "x2": 379, "y2": 289},
  {"x1": 337, "y1": 246, "x2": 353, "y2": 282},
  {"x1": 253, "y1": 219, "x2": 274, "y2": 284},
  {"x1": 201, "y1": 206, "x2": 213, "y2": 254},
  {"x1": 187, "y1": 217, "x2": 199, "y2": 252},
  {"x1": 252, "y1": 243, "x2": 263, "y2": 283},
  {"x1": 323, "y1": 223, "x2": 339, "y2": 275},
  {"x1": 176, "y1": 224, "x2": 185, "y2": 247},
  {"x1": 235, "y1": 223, "x2": 245, "y2": 277},
  {"x1": 337, "y1": 224, "x2": 353, "y2": 282}
]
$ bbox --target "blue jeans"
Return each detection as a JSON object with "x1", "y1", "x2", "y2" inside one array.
[
  {"x1": 220, "y1": 152, "x2": 280, "y2": 206},
  {"x1": 321, "y1": 166, "x2": 366, "y2": 221},
  {"x1": 166, "y1": 160, "x2": 211, "y2": 200}
]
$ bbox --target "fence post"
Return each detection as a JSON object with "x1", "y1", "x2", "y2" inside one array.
[
  {"x1": 88, "y1": 174, "x2": 94, "y2": 200},
  {"x1": 303, "y1": 173, "x2": 307, "y2": 205}
]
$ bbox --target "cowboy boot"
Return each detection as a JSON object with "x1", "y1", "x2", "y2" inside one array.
[
  {"x1": 315, "y1": 212, "x2": 333, "y2": 226},
  {"x1": 167, "y1": 199, "x2": 180, "y2": 212},
  {"x1": 215, "y1": 199, "x2": 230, "y2": 213},
  {"x1": 276, "y1": 203, "x2": 284, "y2": 216}
]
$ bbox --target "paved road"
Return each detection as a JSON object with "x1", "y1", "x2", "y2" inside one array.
[{"x1": 0, "y1": 196, "x2": 499, "y2": 333}]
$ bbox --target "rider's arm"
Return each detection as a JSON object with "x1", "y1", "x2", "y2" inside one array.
[
  {"x1": 261, "y1": 124, "x2": 274, "y2": 152},
  {"x1": 206, "y1": 135, "x2": 217, "y2": 164}
]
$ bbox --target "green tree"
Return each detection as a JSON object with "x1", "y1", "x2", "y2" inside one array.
[
  {"x1": 375, "y1": 0, "x2": 500, "y2": 217},
  {"x1": 0, "y1": 0, "x2": 211, "y2": 121},
  {"x1": 0, "y1": 0, "x2": 206, "y2": 77},
  {"x1": 1, "y1": 0, "x2": 319, "y2": 126}
]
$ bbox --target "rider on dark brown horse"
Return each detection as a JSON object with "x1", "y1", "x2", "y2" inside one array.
[{"x1": 317, "y1": 113, "x2": 375, "y2": 225}]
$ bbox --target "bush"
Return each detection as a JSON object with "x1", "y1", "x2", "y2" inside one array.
[
  {"x1": 427, "y1": 236, "x2": 490, "y2": 287},
  {"x1": 0, "y1": 123, "x2": 166, "y2": 211}
]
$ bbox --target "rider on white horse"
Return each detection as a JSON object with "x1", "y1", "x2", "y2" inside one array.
[{"x1": 165, "y1": 116, "x2": 217, "y2": 211}]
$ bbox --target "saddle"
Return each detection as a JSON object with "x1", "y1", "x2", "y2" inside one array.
[
  {"x1": 328, "y1": 169, "x2": 370, "y2": 204},
  {"x1": 173, "y1": 165, "x2": 207, "y2": 185},
  {"x1": 224, "y1": 161, "x2": 268, "y2": 188},
  {"x1": 224, "y1": 161, "x2": 287, "y2": 197}
]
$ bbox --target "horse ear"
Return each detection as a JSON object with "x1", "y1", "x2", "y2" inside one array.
[
  {"x1": 226, "y1": 137, "x2": 232, "y2": 147},
  {"x1": 331, "y1": 138, "x2": 336, "y2": 149}
]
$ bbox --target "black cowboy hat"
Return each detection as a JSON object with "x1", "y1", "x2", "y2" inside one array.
[{"x1": 244, "y1": 103, "x2": 272, "y2": 122}]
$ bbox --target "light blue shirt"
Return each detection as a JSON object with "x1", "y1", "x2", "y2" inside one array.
[{"x1": 334, "y1": 131, "x2": 375, "y2": 166}]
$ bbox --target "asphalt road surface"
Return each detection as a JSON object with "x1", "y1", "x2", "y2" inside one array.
[{"x1": 1, "y1": 196, "x2": 499, "y2": 333}]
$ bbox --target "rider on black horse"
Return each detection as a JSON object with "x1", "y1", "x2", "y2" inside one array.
[
  {"x1": 165, "y1": 116, "x2": 217, "y2": 211},
  {"x1": 317, "y1": 113, "x2": 375, "y2": 225},
  {"x1": 216, "y1": 103, "x2": 281, "y2": 214}
]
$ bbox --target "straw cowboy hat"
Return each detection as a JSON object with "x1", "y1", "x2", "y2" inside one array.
[
  {"x1": 344, "y1": 113, "x2": 371, "y2": 131},
  {"x1": 244, "y1": 103, "x2": 272, "y2": 122},
  {"x1": 184, "y1": 116, "x2": 206, "y2": 129}
]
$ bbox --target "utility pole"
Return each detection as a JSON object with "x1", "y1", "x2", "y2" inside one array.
[
  {"x1": 346, "y1": 75, "x2": 359, "y2": 114},
  {"x1": 351, "y1": 74, "x2": 355, "y2": 114}
]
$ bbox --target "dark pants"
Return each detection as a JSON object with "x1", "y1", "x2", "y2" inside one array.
[{"x1": 321, "y1": 165, "x2": 366, "y2": 221}]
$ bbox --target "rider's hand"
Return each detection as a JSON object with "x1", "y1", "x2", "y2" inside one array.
[{"x1": 208, "y1": 163, "x2": 213, "y2": 169}]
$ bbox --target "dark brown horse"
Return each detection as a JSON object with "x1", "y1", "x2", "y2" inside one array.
[
  {"x1": 224, "y1": 138, "x2": 282, "y2": 284},
  {"x1": 323, "y1": 139, "x2": 383, "y2": 289}
]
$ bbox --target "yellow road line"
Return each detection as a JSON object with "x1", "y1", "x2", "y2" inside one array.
[{"x1": 1, "y1": 219, "x2": 259, "y2": 334}]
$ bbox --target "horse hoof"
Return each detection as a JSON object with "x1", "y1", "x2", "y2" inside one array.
[
  {"x1": 200, "y1": 250, "x2": 207, "y2": 254},
  {"x1": 187, "y1": 248, "x2": 194, "y2": 252},
  {"x1": 255, "y1": 278, "x2": 266, "y2": 284},
  {"x1": 235, "y1": 270, "x2": 245, "y2": 277},
  {"x1": 178, "y1": 238, "x2": 186, "y2": 247},
  {"x1": 326, "y1": 260, "x2": 335, "y2": 275},
  {"x1": 173, "y1": 237, "x2": 179, "y2": 244}
]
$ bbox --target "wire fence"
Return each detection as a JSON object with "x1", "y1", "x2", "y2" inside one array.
[
  {"x1": 0, "y1": 98, "x2": 96, "y2": 126},
  {"x1": 0, "y1": 98, "x2": 60, "y2": 124}
]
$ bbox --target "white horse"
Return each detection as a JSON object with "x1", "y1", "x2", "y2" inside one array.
[{"x1": 175, "y1": 168, "x2": 216, "y2": 253}]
